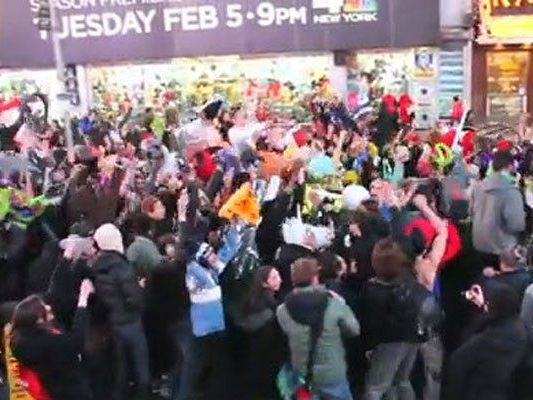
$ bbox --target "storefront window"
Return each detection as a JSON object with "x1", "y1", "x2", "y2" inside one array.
[
  {"x1": 487, "y1": 51, "x2": 529, "y2": 121},
  {"x1": 0, "y1": 69, "x2": 61, "y2": 123},
  {"x1": 87, "y1": 54, "x2": 333, "y2": 119},
  {"x1": 345, "y1": 49, "x2": 413, "y2": 114}
]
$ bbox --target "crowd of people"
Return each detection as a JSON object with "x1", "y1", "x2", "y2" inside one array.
[{"x1": 0, "y1": 86, "x2": 532, "y2": 400}]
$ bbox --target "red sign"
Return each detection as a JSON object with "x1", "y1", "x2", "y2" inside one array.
[{"x1": 490, "y1": 0, "x2": 533, "y2": 16}]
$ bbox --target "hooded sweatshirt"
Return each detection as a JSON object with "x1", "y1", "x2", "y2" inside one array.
[
  {"x1": 471, "y1": 173, "x2": 526, "y2": 255},
  {"x1": 276, "y1": 285, "x2": 359, "y2": 386}
]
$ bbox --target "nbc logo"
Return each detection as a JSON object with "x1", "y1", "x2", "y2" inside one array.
[{"x1": 312, "y1": 0, "x2": 378, "y2": 14}]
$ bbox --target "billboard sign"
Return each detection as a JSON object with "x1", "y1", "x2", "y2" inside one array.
[{"x1": 0, "y1": 0, "x2": 440, "y2": 68}]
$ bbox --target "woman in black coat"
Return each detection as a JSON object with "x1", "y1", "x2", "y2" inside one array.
[
  {"x1": 446, "y1": 280, "x2": 529, "y2": 400},
  {"x1": 11, "y1": 279, "x2": 94, "y2": 400},
  {"x1": 236, "y1": 265, "x2": 286, "y2": 400}
]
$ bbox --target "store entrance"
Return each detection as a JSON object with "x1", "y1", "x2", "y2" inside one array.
[{"x1": 486, "y1": 50, "x2": 530, "y2": 122}]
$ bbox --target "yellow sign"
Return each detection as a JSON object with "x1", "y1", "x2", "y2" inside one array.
[
  {"x1": 490, "y1": 0, "x2": 533, "y2": 16},
  {"x1": 480, "y1": 0, "x2": 533, "y2": 40},
  {"x1": 3, "y1": 326, "x2": 35, "y2": 400}
]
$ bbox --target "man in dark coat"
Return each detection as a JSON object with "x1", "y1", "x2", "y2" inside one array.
[
  {"x1": 482, "y1": 245, "x2": 532, "y2": 303},
  {"x1": 91, "y1": 223, "x2": 150, "y2": 399},
  {"x1": 447, "y1": 280, "x2": 529, "y2": 400},
  {"x1": 0, "y1": 218, "x2": 30, "y2": 302}
]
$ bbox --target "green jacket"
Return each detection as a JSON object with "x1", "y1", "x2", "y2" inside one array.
[{"x1": 276, "y1": 285, "x2": 360, "y2": 386}]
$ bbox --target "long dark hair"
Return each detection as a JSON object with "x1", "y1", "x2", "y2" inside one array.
[
  {"x1": 11, "y1": 295, "x2": 47, "y2": 333},
  {"x1": 242, "y1": 266, "x2": 277, "y2": 316}
]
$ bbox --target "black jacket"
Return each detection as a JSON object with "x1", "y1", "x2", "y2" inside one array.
[
  {"x1": 92, "y1": 251, "x2": 144, "y2": 326},
  {"x1": 447, "y1": 281, "x2": 529, "y2": 400},
  {"x1": 237, "y1": 290, "x2": 286, "y2": 397},
  {"x1": 447, "y1": 317, "x2": 529, "y2": 400},
  {"x1": 12, "y1": 308, "x2": 90, "y2": 400},
  {"x1": 25, "y1": 240, "x2": 62, "y2": 296},
  {"x1": 47, "y1": 256, "x2": 92, "y2": 329},
  {"x1": 257, "y1": 187, "x2": 303, "y2": 264},
  {"x1": 0, "y1": 223, "x2": 30, "y2": 302},
  {"x1": 491, "y1": 269, "x2": 533, "y2": 303}
]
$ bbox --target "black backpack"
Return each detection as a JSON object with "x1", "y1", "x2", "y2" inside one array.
[
  {"x1": 362, "y1": 275, "x2": 439, "y2": 347},
  {"x1": 392, "y1": 277, "x2": 441, "y2": 342}
]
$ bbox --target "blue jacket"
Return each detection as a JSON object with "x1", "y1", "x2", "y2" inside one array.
[{"x1": 186, "y1": 226, "x2": 241, "y2": 337}]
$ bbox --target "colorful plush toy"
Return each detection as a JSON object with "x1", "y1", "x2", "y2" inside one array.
[
  {"x1": 259, "y1": 151, "x2": 287, "y2": 180},
  {"x1": 0, "y1": 187, "x2": 50, "y2": 229},
  {"x1": 219, "y1": 182, "x2": 260, "y2": 226},
  {"x1": 433, "y1": 143, "x2": 454, "y2": 170}
]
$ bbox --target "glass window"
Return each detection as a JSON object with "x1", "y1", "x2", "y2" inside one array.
[{"x1": 487, "y1": 51, "x2": 529, "y2": 121}]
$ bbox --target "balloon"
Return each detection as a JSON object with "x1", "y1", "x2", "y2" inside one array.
[{"x1": 308, "y1": 154, "x2": 335, "y2": 177}]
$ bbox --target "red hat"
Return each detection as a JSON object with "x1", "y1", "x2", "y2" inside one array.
[
  {"x1": 140, "y1": 130, "x2": 154, "y2": 142},
  {"x1": 293, "y1": 129, "x2": 308, "y2": 147},
  {"x1": 381, "y1": 94, "x2": 396, "y2": 114},
  {"x1": 382, "y1": 94, "x2": 396, "y2": 105},
  {"x1": 405, "y1": 131, "x2": 420, "y2": 144},
  {"x1": 438, "y1": 129, "x2": 456, "y2": 148},
  {"x1": 194, "y1": 150, "x2": 216, "y2": 183},
  {"x1": 496, "y1": 140, "x2": 512, "y2": 151},
  {"x1": 404, "y1": 218, "x2": 462, "y2": 270},
  {"x1": 398, "y1": 94, "x2": 413, "y2": 107}
]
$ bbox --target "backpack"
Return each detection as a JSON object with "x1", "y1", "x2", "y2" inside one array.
[
  {"x1": 393, "y1": 277, "x2": 441, "y2": 342},
  {"x1": 362, "y1": 276, "x2": 438, "y2": 347}
]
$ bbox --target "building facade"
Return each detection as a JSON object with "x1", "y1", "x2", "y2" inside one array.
[
  {"x1": 472, "y1": 0, "x2": 533, "y2": 123},
  {"x1": 0, "y1": 1, "x2": 442, "y2": 121}
]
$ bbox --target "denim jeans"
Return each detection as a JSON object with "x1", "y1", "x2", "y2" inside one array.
[
  {"x1": 419, "y1": 336, "x2": 443, "y2": 400},
  {"x1": 316, "y1": 379, "x2": 354, "y2": 400},
  {"x1": 114, "y1": 319, "x2": 151, "y2": 397},
  {"x1": 170, "y1": 319, "x2": 194, "y2": 399},
  {"x1": 173, "y1": 329, "x2": 229, "y2": 400},
  {"x1": 364, "y1": 342, "x2": 418, "y2": 400}
]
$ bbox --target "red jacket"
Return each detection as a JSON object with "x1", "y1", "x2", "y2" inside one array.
[{"x1": 451, "y1": 100, "x2": 464, "y2": 121}]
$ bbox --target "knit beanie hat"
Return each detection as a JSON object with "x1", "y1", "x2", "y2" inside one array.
[
  {"x1": 342, "y1": 184, "x2": 370, "y2": 211},
  {"x1": 93, "y1": 223, "x2": 124, "y2": 254}
]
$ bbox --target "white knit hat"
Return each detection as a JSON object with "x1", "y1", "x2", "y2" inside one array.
[
  {"x1": 342, "y1": 184, "x2": 370, "y2": 211},
  {"x1": 93, "y1": 223, "x2": 124, "y2": 254}
]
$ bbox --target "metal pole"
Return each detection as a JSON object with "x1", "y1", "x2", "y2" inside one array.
[{"x1": 49, "y1": 2, "x2": 75, "y2": 163}]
